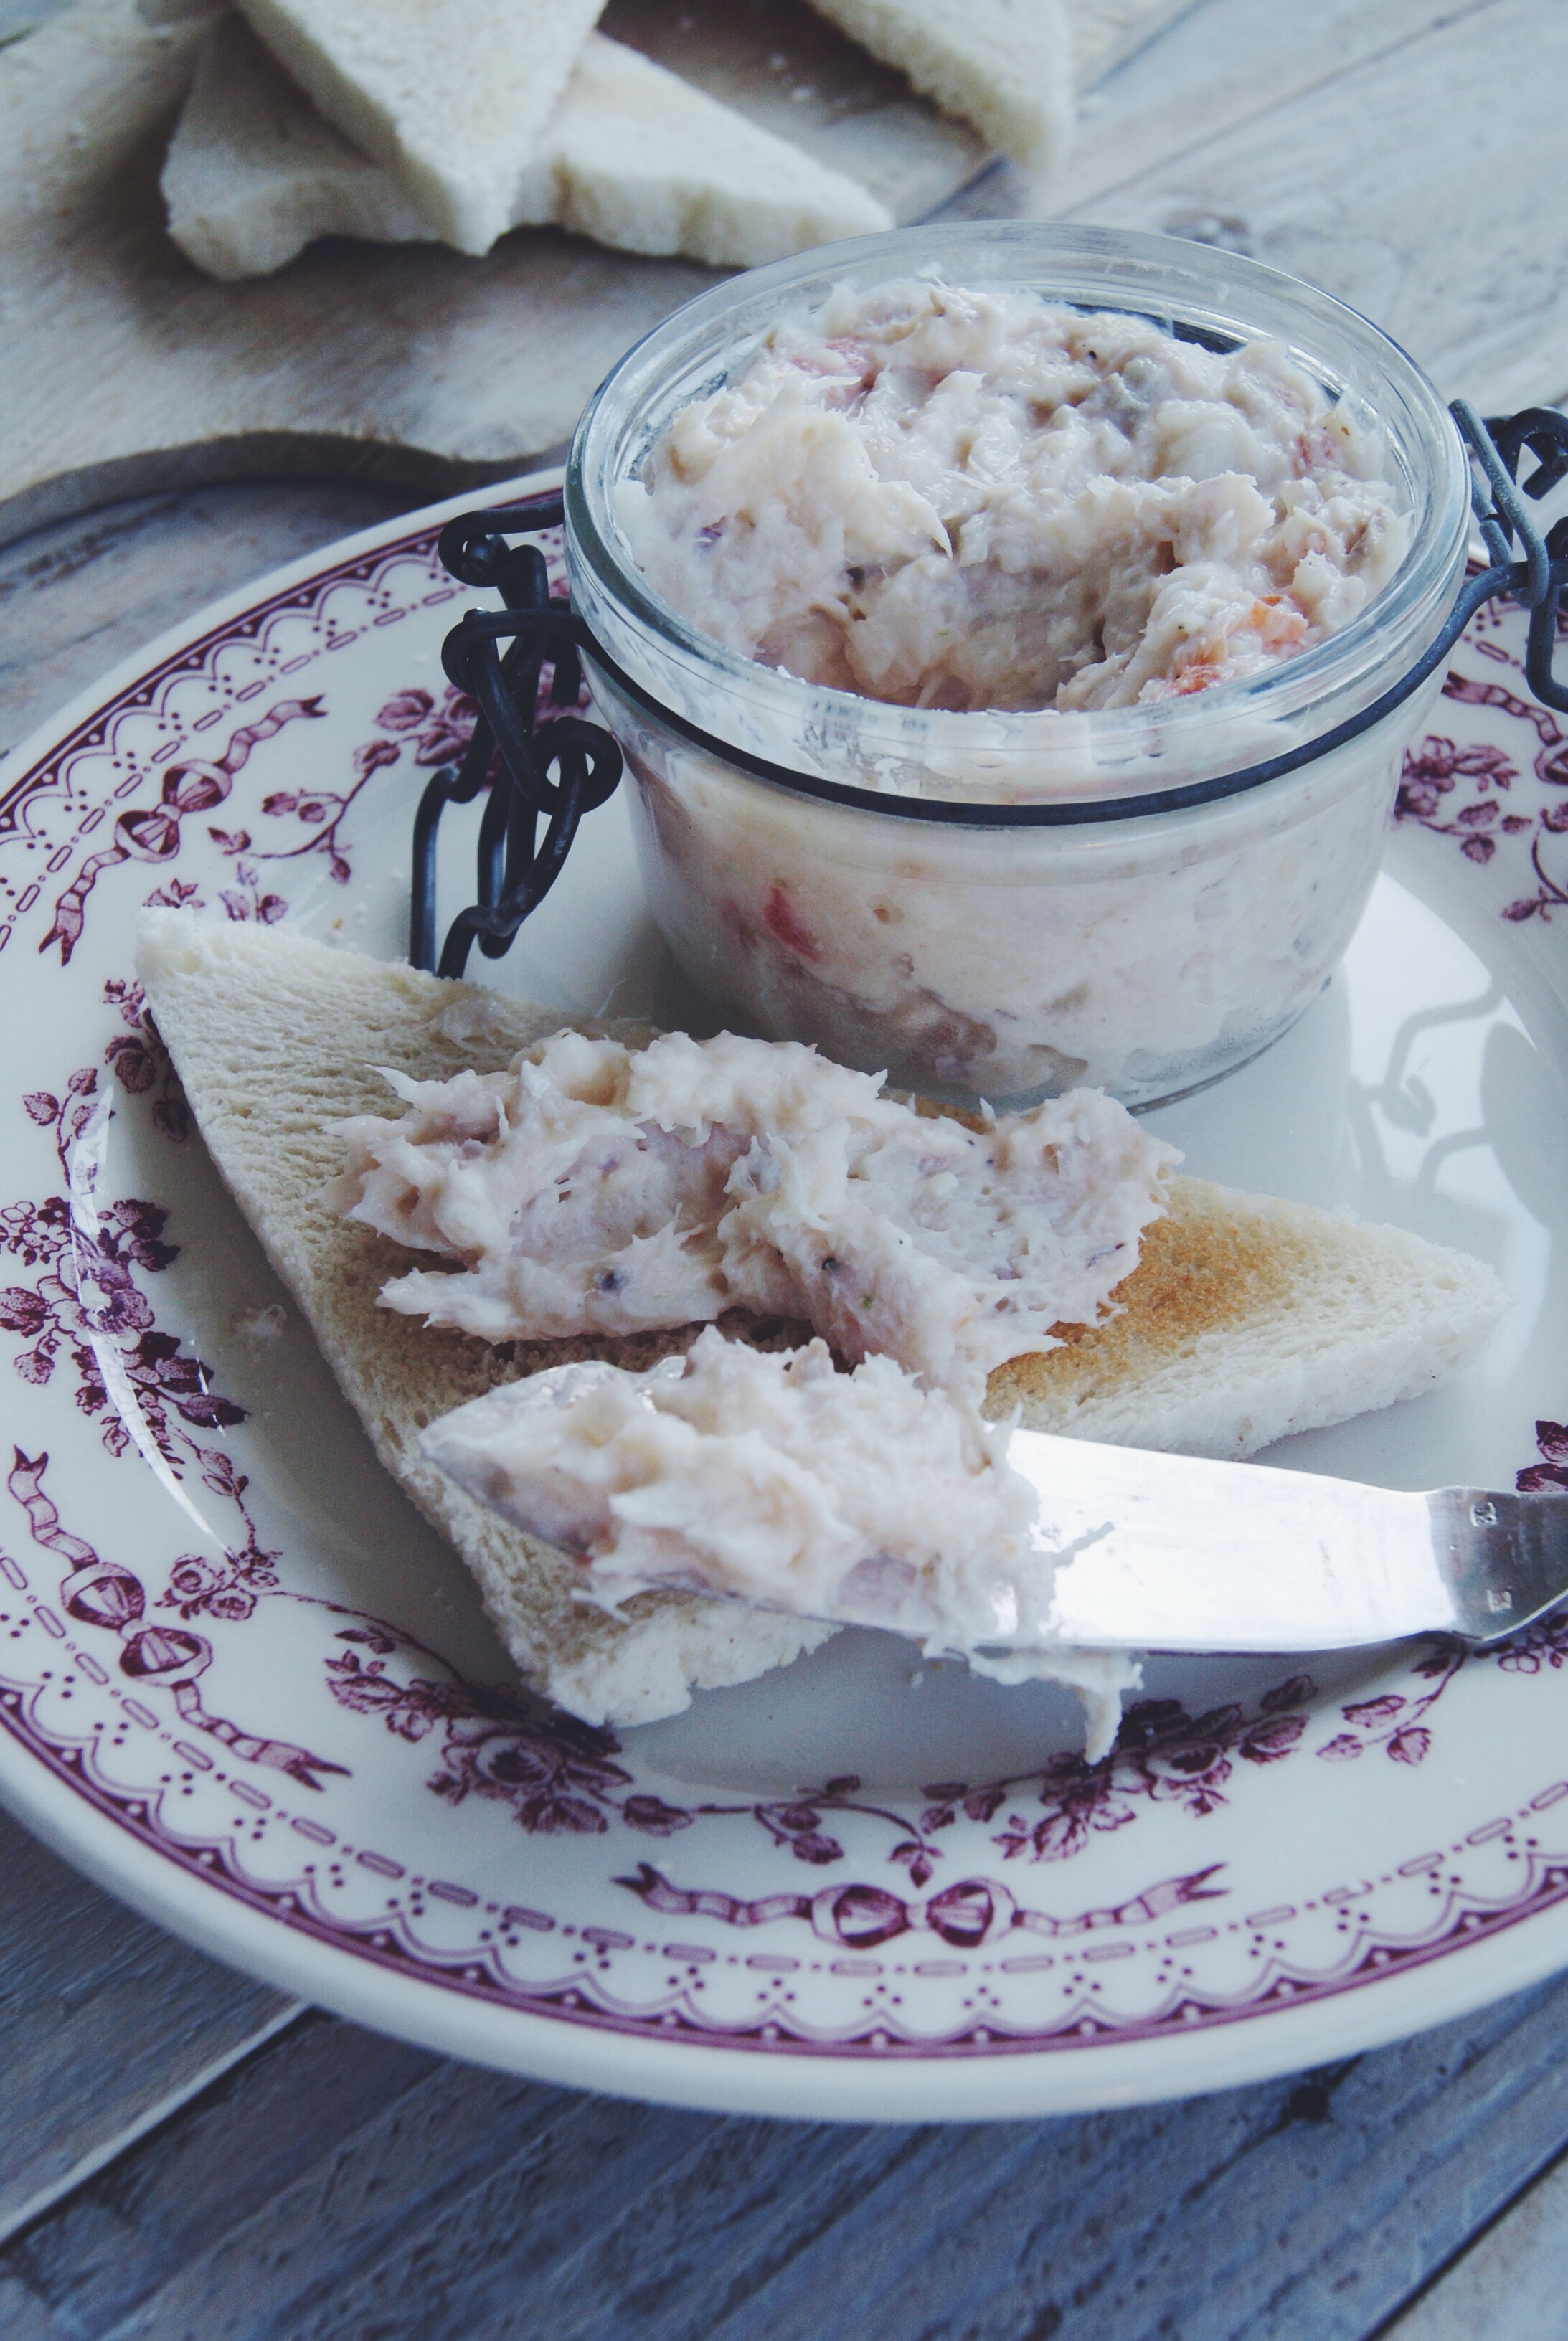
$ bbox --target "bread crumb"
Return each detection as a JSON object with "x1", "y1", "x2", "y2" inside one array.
[{"x1": 233, "y1": 1302, "x2": 288, "y2": 1343}]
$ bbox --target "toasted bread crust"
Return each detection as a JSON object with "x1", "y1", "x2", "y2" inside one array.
[
  {"x1": 997, "y1": 1183, "x2": 1297, "y2": 1386},
  {"x1": 991, "y1": 1177, "x2": 1503, "y2": 1458}
]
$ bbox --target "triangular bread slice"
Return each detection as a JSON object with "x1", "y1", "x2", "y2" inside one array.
[
  {"x1": 164, "y1": 14, "x2": 429, "y2": 278},
  {"x1": 802, "y1": 0, "x2": 1075, "y2": 174},
  {"x1": 534, "y1": 26, "x2": 892, "y2": 266},
  {"x1": 164, "y1": 16, "x2": 892, "y2": 280},
  {"x1": 135, "y1": 912, "x2": 1505, "y2": 1727},
  {"x1": 232, "y1": 0, "x2": 605, "y2": 255},
  {"x1": 991, "y1": 1179, "x2": 1504, "y2": 1457}
]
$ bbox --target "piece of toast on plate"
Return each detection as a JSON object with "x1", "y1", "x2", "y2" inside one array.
[
  {"x1": 134, "y1": 912, "x2": 1506, "y2": 1728},
  {"x1": 164, "y1": 17, "x2": 892, "y2": 281}
]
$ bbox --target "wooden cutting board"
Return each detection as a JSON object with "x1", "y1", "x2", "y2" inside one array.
[{"x1": 0, "y1": 0, "x2": 1196, "y2": 544}]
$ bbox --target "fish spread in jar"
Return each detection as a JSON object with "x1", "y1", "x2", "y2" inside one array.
[
  {"x1": 617, "y1": 278, "x2": 1408, "y2": 716},
  {"x1": 331, "y1": 1025, "x2": 1176, "y2": 1396}
]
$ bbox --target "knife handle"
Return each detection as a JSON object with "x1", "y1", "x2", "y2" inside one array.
[{"x1": 1429, "y1": 1488, "x2": 1568, "y2": 1641}]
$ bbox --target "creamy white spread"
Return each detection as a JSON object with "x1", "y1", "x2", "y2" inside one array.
[
  {"x1": 333, "y1": 1026, "x2": 1176, "y2": 1394},
  {"x1": 421, "y1": 1328, "x2": 1138, "y2": 1755},
  {"x1": 619, "y1": 280, "x2": 1407, "y2": 714},
  {"x1": 626, "y1": 737, "x2": 1407, "y2": 1102}
]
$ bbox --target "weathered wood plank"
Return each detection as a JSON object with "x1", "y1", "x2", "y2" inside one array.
[
  {"x1": 1052, "y1": 0, "x2": 1498, "y2": 213},
  {"x1": 0, "y1": 1806, "x2": 296, "y2": 2243},
  {"x1": 0, "y1": 2021, "x2": 691, "y2": 2339},
  {"x1": 6, "y1": 1974, "x2": 1568, "y2": 2340},
  {"x1": 1382, "y1": 2142, "x2": 1568, "y2": 2341},
  {"x1": 1062, "y1": 0, "x2": 1568, "y2": 410},
  {"x1": 590, "y1": 1978, "x2": 1568, "y2": 2341},
  {"x1": 1069, "y1": 0, "x2": 1205, "y2": 82},
  {"x1": 0, "y1": 2013, "x2": 445, "y2": 2337}
]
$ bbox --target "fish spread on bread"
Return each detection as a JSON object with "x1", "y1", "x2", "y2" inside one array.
[
  {"x1": 420, "y1": 1328, "x2": 1140, "y2": 1757},
  {"x1": 425, "y1": 1328, "x2": 1037, "y2": 1622},
  {"x1": 327, "y1": 1020, "x2": 1172, "y2": 1752},
  {"x1": 133, "y1": 914, "x2": 1510, "y2": 1740},
  {"x1": 328, "y1": 1027, "x2": 1176, "y2": 1396}
]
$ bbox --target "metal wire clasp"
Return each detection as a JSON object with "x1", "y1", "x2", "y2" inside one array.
[
  {"x1": 410, "y1": 493, "x2": 619, "y2": 978},
  {"x1": 1452, "y1": 401, "x2": 1568, "y2": 710},
  {"x1": 410, "y1": 407, "x2": 1568, "y2": 975}
]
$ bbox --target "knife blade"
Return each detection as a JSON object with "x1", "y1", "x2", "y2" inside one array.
[
  {"x1": 998, "y1": 1430, "x2": 1566, "y2": 1652},
  {"x1": 707, "y1": 1437, "x2": 1568, "y2": 1654},
  {"x1": 422, "y1": 1362, "x2": 1568, "y2": 1655}
]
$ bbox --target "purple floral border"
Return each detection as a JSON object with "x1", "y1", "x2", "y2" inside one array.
[{"x1": 6, "y1": 1673, "x2": 1568, "y2": 2057}]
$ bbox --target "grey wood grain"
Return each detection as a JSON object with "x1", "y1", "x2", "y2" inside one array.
[
  {"x1": 1383, "y1": 2139, "x2": 1568, "y2": 2341},
  {"x1": 1053, "y1": 0, "x2": 1499, "y2": 213},
  {"x1": 5, "y1": 1975, "x2": 1568, "y2": 2340},
  {"x1": 1064, "y1": 0, "x2": 1568, "y2": 410},
  {"x1": 0, "y1": 2015, "x2": 445, "y2": 2340},
  {"x1": 0, "y1": 1805, "x2": 296, "y2": 2246}
]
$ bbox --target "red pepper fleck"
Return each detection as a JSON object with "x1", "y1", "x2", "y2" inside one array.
[{"x1": 762, "y1": 884, "x2": 821, "y2": 961}]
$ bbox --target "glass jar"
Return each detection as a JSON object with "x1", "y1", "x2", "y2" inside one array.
[{"x1": 565, "y1": 223, "x2": 1470, "y2": 1108}]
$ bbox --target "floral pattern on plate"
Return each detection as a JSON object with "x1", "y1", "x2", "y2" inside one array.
[{"x1": 2, "y1": 483, "x2": 1568, "y2": 2108}]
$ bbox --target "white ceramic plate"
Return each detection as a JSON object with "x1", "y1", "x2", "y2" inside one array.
[{"x1": 3, "y1": 476, "x2": 1568, "y2": 2122}]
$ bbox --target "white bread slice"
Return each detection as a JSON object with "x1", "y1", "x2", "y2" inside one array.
[
  {"x1": 802, "y1": 0, "x2": 1074, "y2": 174},
  {"x1": 230, "y1": 0, "x2": 604, "y2": 255},
  {"x1": 163, "y1": 14, "x2": 428, "y2": 278},
  {"x1": 991, "y1": 1178, "x2": 1506, "y2": 1458},
  {"x1": 164, "y1": 16, "x2": 893, "y2": 280},
  {"x1": 134, "y1": 913, "x2": 1505, "y2": 1726},
  {"x1": 534, "y1": 27, "x2": 892, "y2": 266}
]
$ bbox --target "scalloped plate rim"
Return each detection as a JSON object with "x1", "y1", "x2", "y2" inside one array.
[{"x1": 0, "y1": 469, "x2": 1565, "y2": 2121}]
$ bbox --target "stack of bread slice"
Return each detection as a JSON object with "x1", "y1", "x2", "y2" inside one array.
[
  {"x1": 136, "y1": 914, "x2": 1507, "y2": 1730},
  {"x1": 161, "y1": 0, "x2": 1077, "y2": 282}
]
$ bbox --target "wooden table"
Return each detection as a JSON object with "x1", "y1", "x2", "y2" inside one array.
[{"x1": 4, "y1": 2, "x2": 1568, "y2": 2332}]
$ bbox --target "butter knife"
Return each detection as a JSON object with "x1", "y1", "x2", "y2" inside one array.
[
  {"x1": 1012, "y1": 1429, "x2": 1567, "y2": 1653},
  {"x1": 426, "y1": 1373, "x2": 1568, "y2": 1653}
]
